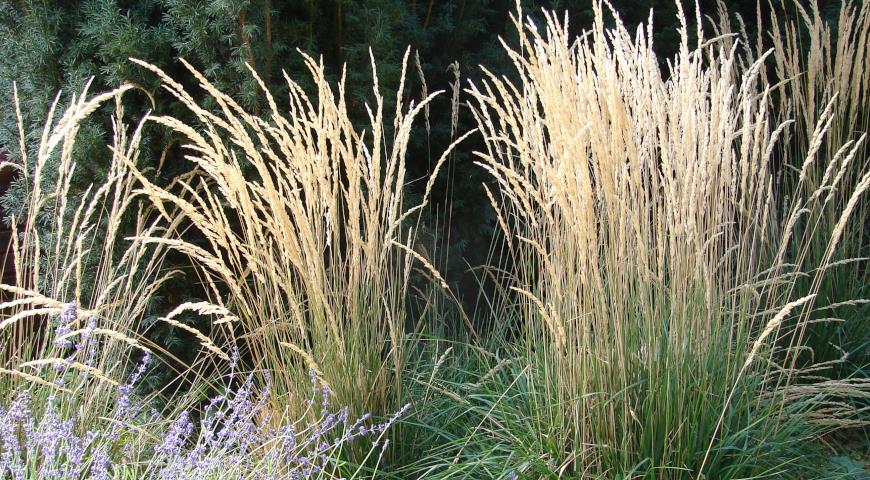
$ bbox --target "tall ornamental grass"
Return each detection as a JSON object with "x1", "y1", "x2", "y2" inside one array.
[
  {"x1": 764, "y1": 0, "x2": 869, "y2": 376},
  {"x1": 1, "y1": 1, "x2": 868, "y2": 478},
  {"x1": 0, "y1": 81, "x2": 407, "y2": 480},
  {"x1": 0, "y1": 82, "x2": 184, "y2": 415},
  {"x1": 127, "y1": 51, "x2": 465, "y2": 419},
  {"x1": 710, "y1": 0, "x2": 870, "y2": 382},
  {"x1": 468, "y1": 2, "x2": 869, "y2": 477},
  {"x1": 0, "y1": 82, "x2": 190, "y2": 476}
]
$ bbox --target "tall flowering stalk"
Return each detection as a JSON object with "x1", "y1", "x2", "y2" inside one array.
[{"x1": 0, "y1": 83, "x2": 184, "y2": 426}]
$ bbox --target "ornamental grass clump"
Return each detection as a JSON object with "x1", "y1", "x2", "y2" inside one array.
[
  {"x1": 126, "y1": 51, "x2": 464, "y2": 420},
  {"x1": 763, "y1": 0, "x2": 869, "y2": 378},
  {"x1": 0, "y1": 82, "x2": 186, "y2": 424},
  {"x1": 0, "y1": 81, "x2": 202, "y2": 478},
  {"x1": 711, "y1": 0, "x2": 870, "y2": 387},
  {"x1": 468, "y1": 2, "x2": 870, "y2": 477}
]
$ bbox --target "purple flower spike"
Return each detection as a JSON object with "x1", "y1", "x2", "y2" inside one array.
[
  {"x1": 1, "y1": 355, "x2": 410, "y2": 478},
  {"x1": 52, "y1": 301, "x2": 77, "y2": 349}
]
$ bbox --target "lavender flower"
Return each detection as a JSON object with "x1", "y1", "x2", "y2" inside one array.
[
  {"x1": 52, "y1": 301, "x2": 77, "y2": 349},
  {"x1": 116, "y1": 352, "x2": 152, "y2": 420},
  {"x1": 157, "y1": 410, "x2": 194, "y2": 457},
  {"x1": 1, "y1": 347, "x2": 409, "y2": 479}
]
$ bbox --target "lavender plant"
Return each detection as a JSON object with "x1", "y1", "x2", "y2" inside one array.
[{"x1": 2, "y1": 315, "x2": 407, "y2": 479}]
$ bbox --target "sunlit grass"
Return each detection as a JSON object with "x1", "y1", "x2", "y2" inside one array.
[{"x1": 0, "y1": 1, "x2": 868, "y2": 478}]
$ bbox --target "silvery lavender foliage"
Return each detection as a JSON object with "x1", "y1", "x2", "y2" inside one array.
[
  {"x1": 0, "y1": 391, "x2": 29, "y2": 480},
  {"x1": 0, "y1": 301, "x2": 114, "y2": 479},
  {"x1": 1, "y1": 303, "x2": 409, "y2": 479}
]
